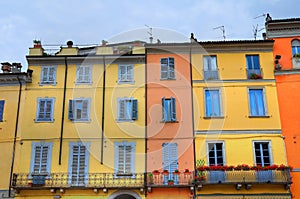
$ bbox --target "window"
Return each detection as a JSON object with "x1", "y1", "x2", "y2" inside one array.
[
  {"x1": 207, "y1": 142, "x2": 224, "y2": 166},
  {"x1": 246, "y1": 55, "x2": 261, "y2": 79},
  {"x1": 114, "y1": 142, "x2": 135, "y2": 176},
  {"x1": 162, "y1": 97, "x2": 176, "y2": 122},
  {"x1": 40, "y1": 66, "x2": 56, "y2": 85},
  {"x1": 161, "y1": 57, "x2": 175, "y2": 80},
  {"x1": 162, "y1": 143, "x2": 178, "y2": 184},
  {"x1": 30, "y1": 142, "x2": 53, "y2": 175},
  {"x1": 68, "y1": 99, "x2": 90, "y2": 122},
  {"x1": 203, "y1": 56, "x2": 218, "y2": 80},
  {"x1": 205, "y1": 89, "x2": 222, "y2": 117},
  {"x1": 118, "y1": 64, "x2": 134, "y2": 83},
  {"x1": 0, "y1": 100, "x2": 4, "y2": 122},
  {"x1": 248, "y1": 88, "x2": 267, "y2": 116},
  {"x1": 254, "y1": 142, "x2": 271, "y2": 166},
  {"x1": 69, "y1": 142, "x2": 89, "y2": 186},
  {"x1": 76, "y1": 65, "x2": 92, "y2": 84},
  {"x1": 117, "y1": 98, "x2": 138, "y2": 121},
  {"x1": 292, "y1": 39, "x2": 300, "y2": 56},
  {"x1": 36, "y1": 98, "x2": 54, "y2": 122}
]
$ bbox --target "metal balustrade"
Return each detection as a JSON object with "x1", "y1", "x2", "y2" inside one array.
[
  {"x1": 147, "y1": 172, "x2": 194, "y2": 186},
  {"x1": 12, "y1": 173, "x2": 145, "y2": 189}
]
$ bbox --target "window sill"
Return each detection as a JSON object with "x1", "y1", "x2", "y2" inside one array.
[
  {"x1": 248, "y1": 115, "x2": 270, "y2": 118},
  {"x1": 75, "y1": 81, "x2": 92, "y2": 85},
  {"x1": 34, "y1": 119, "x2": 54, "y2": 123},
  {"x1": 117, "y1": 80, "x2": 135, "y2": 84},
  {"x1": 116, "y1": 119, "x2": 135, "y2": 123},
  {"x1": 160, "y1": 120, "x2": 179, "y2": 123},
  {"x1": 39, "y1": 82, "x2": 57, "y2": 86},
  {"x1": 160, "y1": 78, "x2": 176, "y2": 81},
  {"x1": 203, "y1": 116, "x2": 224, "y2": 119},
  {"x1": 70, "y1": 119, "x2": 91, "y2": 123}
]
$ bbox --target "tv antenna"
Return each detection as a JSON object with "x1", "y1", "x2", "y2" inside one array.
[
  {"x1": 213, "y1": 25, "x2": 226, "y2": 40},
  {"x1": 254, "y1": 13, "x2": 266, "y2": 19},
  {"x1": 253, "y1": 24, "x2": 265, "y2": 40},
  {"x1": 145, "y1": 24, "x2": 153, "y2": 43}
]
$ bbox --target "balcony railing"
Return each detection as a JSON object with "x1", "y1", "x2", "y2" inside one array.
[
  {"x1": 247, "y1": 69, "x2": 262, "y2": 79},
  {"x1": 12, "y1": 173, "x2": 144, "y2": 189},
  {"x1": 204, "y1": 70, "x2": 219, "y2": 80},
  {"x1": 147, "y1": 171, "x2": 194, "y2": 186},
  {"x1": 195, "y1": 169, "x2": 291, "y2": 185}
]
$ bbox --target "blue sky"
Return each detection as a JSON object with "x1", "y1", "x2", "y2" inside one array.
[{"x1": 0, "y1": 0, "x2": 299, "y2": 69}]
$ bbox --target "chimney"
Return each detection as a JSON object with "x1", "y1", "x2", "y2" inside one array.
[
  {"x1": 1, "y1": 62, "x2": 12, "y2": 73},
  {"x1": 33, "y1": 40, "x2": 42, "y2": 48},
  {"x1": 67, "y1": 40, "x2": 73, "y2": 48}
]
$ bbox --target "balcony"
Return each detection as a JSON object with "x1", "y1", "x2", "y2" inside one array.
[
  {"x1": 147, "y1": 171, "x2": 194, "y2": 187},
  {"x1": 247, "y1": 69, "x2": 262, "y2": 79},
  {"x1": 12, "y1": 173, "x2": 144, "y2": 190},
  {"x1": 194, "y1": 169, "x2": 291, "y2": 185},
  {"x1": 204, "y1": 70, "x2": 219, "y2": 80}
]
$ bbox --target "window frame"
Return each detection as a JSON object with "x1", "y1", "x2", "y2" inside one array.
[
  {"x1": 0, "y1": 100, "x2": 4, "y2": 122},
  {"x1": 117, "y1": 98, "x2": 138, "y2": 122},
  {"x1": 35, "y1": 97, "x2": 55, "y2": 122},
  {"x1": 203, "y1": 55, "x2": 219, "y2": 80},
  {"x1": 40, "y1": 66, "x2": 57, "y2": 86},
  {"x1": 114, "y1": 141, "x2": 136, "y2": 178},
  {"x1": 292, "y1": 39, "x2": 300, "y2": 56},
  {"x1": 204, "y1": 88, "x2": 223, "y2": 118},
  {"x1": 162, "y1": 97, "x2": 177, "y2": 122},
  {"x1": 68, "y1": 98, "x2": 91, "y2": 122},
  {"x1": 30, "y1": 142, "x2": 53, "y2": 177},
  {"x1": 160, "y1": 57, "x2": 175, "y2": 80},
  {"x1": 118, "y1": 64, "x2": 134, "y2": 84},
  {"x1": 75, "y1": 65, "x2": 92, "y2": 84},
  {"x1": 247, "y1": 87, "x2": 268, "y2": 117},
  {"x1": 206, "y1": 141, "x2": 225, "y2": 166},
  {"x1": 252, "y1": 140, "x2": 273, "y2": 166},
  {"x1": 246, "y1": 55, "x2": 262, "y2": 79}
]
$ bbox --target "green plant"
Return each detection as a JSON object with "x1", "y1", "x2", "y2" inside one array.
[{"x1": 293, "y1": 53, "x2": 300, "y2": 58}]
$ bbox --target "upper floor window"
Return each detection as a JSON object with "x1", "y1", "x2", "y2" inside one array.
[
  {"x1": 161, "y1": 57, "x2": 175, "y2": 80},
  {"x1": 207, "y1": 142, "x2": 224, "y2": 166},
  {"x1": 114, "y1": 142, "x2": 135, "y2": 176},
  {"x1": 40, "y1": 66, "x2": 56, "y2": 85},
  {"x1": 162, "y1": 142, "x2": 178, "y2": 184},
  {"x1": 117, "y1": 98, "x2": 138, "y2": 121},
  {"x1": 254, "y1": 141, "x2": 271, "y2": 166},
  {"x1": 30, "y1": 142, "x2": 53, "y2": 175},
  {"x1": 292, "y1": 39, "x2": 300, "y2": 56},
  {"x1": 205, "y1": 89, "x2": 222, "y2": 117},
  {"x1": 162, "y1": 97, "x2": 176, "y2": 122},
  {"x1": 76, "y1": 65, "x2": 92, "y2": 84},
  {"x1": 248, "y1": 88, "x2": 268, "y2": 117},
  {"x1": 246, "y1": 55, "x2": 262, "y2": 79},
  {"x1": 36, "y1": 98, "x2": 55, "y2": 122},
  {"x1": 0, "y1": 100, "x2": 4, "y2": 122},
  {"x1": 118, "y1": 64, "x2": 134, "y2": 83},
  {"x1": 68, "y1": 98, "x2": 90, "y2": 122},
  {"x1": 203, "y1": 56, "x2": 218, "y2": 80}
]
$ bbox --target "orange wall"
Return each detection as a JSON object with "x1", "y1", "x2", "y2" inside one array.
[
  {"x1": 146, "y1": 53, "x2": 194, "y2": 172},
  {"x1": 147, "y1": 188, "x2": 192, "y2": 199}
]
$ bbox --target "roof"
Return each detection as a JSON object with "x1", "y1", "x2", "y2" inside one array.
[{"x1": 266, "y1": 18, "x2": 300, "y2": 24}]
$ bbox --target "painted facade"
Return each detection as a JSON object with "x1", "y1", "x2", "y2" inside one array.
[
  {"x1": 191, "y1": 40, "x2": 292, "y2": 198},
  {"x1": 11, "y1": 41, "x2": 146, "y2": 199},
  {"x1": 266, "y1": 17, "x2": 300, "y2": 199},
  {"x1": 146, "y1": 44, "x2": 195, "y2": 198}
]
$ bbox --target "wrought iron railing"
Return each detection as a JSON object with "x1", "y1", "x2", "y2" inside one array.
[
  {"x1": 147, "y1": 171, "x2": 194, "y2": 186},
  {"x1": 195, "y1": 169, "x2": 291, "y2": 185},
  {"x1": 12, "y1": 173, "x2": 144, "y2": 189}
]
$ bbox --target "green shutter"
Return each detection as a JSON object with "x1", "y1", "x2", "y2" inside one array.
[
  {"x1": 68, "y1": 100, "x2": 74, "y2": 120},
  {"x1": 132, "y1": 99, "x2": 138, "y2": 120}
]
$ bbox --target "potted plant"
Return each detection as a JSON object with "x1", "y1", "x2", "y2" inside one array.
[
  {"x1": 148, "y1": 173, "x2": 154, "y2": 184},
  {"x1": 152, "y1": 170, "x2": 160, "y2": 175},
  {"x1": 184, "y1": 168, "x2": 191, "y2": 174},
  {"x1": 250, "y1": 73, "x2": 262, "y2": 79},
  {"x1": 167, "y1": 179, "x2": 174, "y2": 185},
  {"x1": 173, "y1": 169, "x2": 180, "y2": 175},
  {"x1": 162, "y1": 170, "x2": 169, "y2": 175}
]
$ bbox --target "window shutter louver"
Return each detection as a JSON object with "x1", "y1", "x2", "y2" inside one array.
[
  {"x1": 171, "y1": 97, "x2": 176, "y2": 121},
  {"x1": 162, "y1": 97, "x2": 166, "y2": 121},
  {"x1": 0, "y1": 100, "x2": 5, "y2": 121},
  {"x1": 42, "y1": 67, "x2": 48, "y2": 82},
  {"x1": 68, "y1": 100, "x2": 74, "y2": 120},
  {"x1": 119, "y1": 99, "x2": 125, "y2": 120},
  {"x1": 131, "y1": 99, "x2": 138, "y2": 120},
  {"x1": 161, "y1": 58, "x2": 168, "y2": 79},
  {"x1": 169, "y1": 58, "x2": 175, "y2": 79}
]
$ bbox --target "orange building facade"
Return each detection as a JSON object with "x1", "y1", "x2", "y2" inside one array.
[
  {"x1": 266, "y1": 17, "x2": 300, "y2": 198},
  {"x1": 146, "y1": 44, "x2": 195, "y2": 198}
]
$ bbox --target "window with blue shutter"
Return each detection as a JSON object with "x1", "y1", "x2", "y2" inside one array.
[
  {"x1": 30, "y1": 142, "x2": 53, "y2": 176},
  {"x1": 248, "y1": 89, "x2": 267, "y2": 116},
  {"x1": 68, "y1": 98, "x2": 90, "y2": 122},
  {"x1": 246, "y1": 55, "x2": 261, "y2": 79},
  {"x1": 292, "y1": 39, "x2": 300, "y2": 56},
  {"x1": 162, "y1": 143, "x2": 178, "y2": 184},
  {"x1": 160, "y1": 57, "x2": 175, "y2": 80},
  {"x1": 162, "y1": 97, "x2": 176, "y2": 122},
  {"x1": 114, "y1": 142, "x2": 135, "y2": 177},
  {"x1": 36, "y1": 98, "x2": 54, "y2": 122},
  {"x1": 76, "y1": 65, "x2": 92, "y2": 84},
  {"x1": 0, "y1": 100, "x2": 4, "y2": 122},
  {"x1": 40, "y1": 66, "x2": 56, "y2": 85},
  {"x1": 118, "y1": 64, "x2": 134, "y2": 83},
  {"x1": 118, "y1": 98, "x2": 138, "y2": 121},
  {"x1": 205, "y1": 89, "x2": 221, "y2": 117}
]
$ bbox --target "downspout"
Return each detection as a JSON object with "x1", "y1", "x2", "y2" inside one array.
[
  {"x1": 101, "y1": 56, "x2": 106, "y2": 165},
  {"x1": 144, "y1": 49, "x2": 148, "y2": 195},
  {"x1": 59, "y1": 57, "x2": 68, "y2": 165},
  {"x1": 9, "y1": 76, "x2": 22, "y2": 197}
]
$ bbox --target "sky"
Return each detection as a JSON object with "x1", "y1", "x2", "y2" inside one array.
[{"x1": 0, "y1": 0, "x2": 299, "y2": 70}]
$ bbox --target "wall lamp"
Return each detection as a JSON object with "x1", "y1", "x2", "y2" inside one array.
[
  {"x1": 285, "y1": 183, "x2": 291, "y2": 190},
  {"x1": 236, "y1": 183, "x2": 242, "y2": 190},
  {"x1": 147, "y1": 187, "x2": 152, "y2": 193},
  {"x1": 245, "y1": 184, "x2": 252, "y2": 190},
  {"x1": 59, "y1": 188, "x2": 64, "y2": 193},
  {"x1": 103, "y1": 188, "x2": 108, "y2": 193},
  {"x1": 190, "y1": 186, "x2": 194, "y2": 194},
  {"x1": 93, "y1": 188, "x2": 98, "y2": 193},
  {"x1": 275, "y1": 54, "x2": 282, "y2": 70},
  {"x1": 50, "y1": 188, "x2": 56, "y2": 193}
]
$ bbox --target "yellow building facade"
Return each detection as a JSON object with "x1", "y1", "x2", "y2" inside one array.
[
  {"x1": 191, "y1": 40, "x2": 292, "y2": 198},
  {"x1": 11, "y1": 41, "x2": 146, "y2": 199}
]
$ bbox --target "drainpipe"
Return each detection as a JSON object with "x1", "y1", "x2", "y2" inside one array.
[
  {"x1": 59, "y1": 57, "x2": 68, "y2": 165},
  {"x1": 8, "y1": 76, "x2": 22, "y2": 197},
  {"x1": 144, "y1": 50, "x2": 148, "y2": 195},
  {"x1": 101, "y1": 56, "x2": 106, "y2": 165}
]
